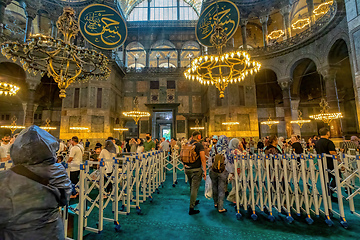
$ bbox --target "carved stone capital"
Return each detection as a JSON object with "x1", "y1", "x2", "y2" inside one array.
[
  {"x1": 259, "y1": 15, "x2": 269, "y2": 25},
  {"x1": 280, "y1": 5, "x2": 292, "y2": 17},
  {"x1": 26, "y1": 74, "x2": 41, "y2": 90},
  {"x1": 22, "y1": 0, "x2": 42, "y2": 19},
  {"x1": 278, "y1": 78, "x2": 292, "y2": 90},
  {"x1": 318, "y1": 66, "x2": 339, "y2": 79},
  {"x1": 240, "y1": 18, "x2": 248, "y2": 26}
]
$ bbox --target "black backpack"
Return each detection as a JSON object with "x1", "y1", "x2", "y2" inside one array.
[{"x1": 212, "y1": 147, "x2": 225, "y2": 173}]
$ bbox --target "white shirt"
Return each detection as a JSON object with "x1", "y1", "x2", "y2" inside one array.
[
  {"x1": 160, "y1": 141, "x2": 170, "y2": 151},
  {"x1": 0, "y1": 146, "x2": 7, "y2": 160},
  {"x1": 114, "y1": 144, "x2": 120, "y2": 154},
  {"x1": 136, "y1": 146, "x2": 144, "y2": 154},
  {"x1": 68, "y1": 144, "x2": 84, "y2": 171},
  {"x1": 1, "y1": 142, "x2": 11, "y2": 155},
  {"x1": 99, "y1": 149, "x2": 116, "y2": 174}
]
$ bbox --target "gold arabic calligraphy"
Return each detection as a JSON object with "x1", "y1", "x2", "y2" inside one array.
[
  {"x1": 199, "y1": 6, "x2": 236, "y2": 40},
  {"x1": 83, "y1": 10, "x2": 122, "y2": 46}
]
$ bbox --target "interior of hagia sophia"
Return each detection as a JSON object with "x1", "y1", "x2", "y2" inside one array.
[
  {"x1": 1, "y1": 0, "x2": 360, "y2": 239},
  {"x1": 0, "y1": 0, "x2": 358, "y2": 143}
]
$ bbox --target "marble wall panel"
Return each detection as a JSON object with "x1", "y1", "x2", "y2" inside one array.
[
  {"x1": 178, "y1": 96, "x2": 189, "y2": 113},
  {"x1": 91, "y1": 116, "x2": 104, "y2": 133},
  {"x1": 137, "y1": 81, "x2": 149, "y2": 92},
  {"x1": 192, "y1": 96, "x2": 201, "y2": 113}
]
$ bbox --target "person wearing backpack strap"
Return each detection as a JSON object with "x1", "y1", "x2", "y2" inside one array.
[
  {"x1": 209, "y1": 135, "x2": 229, "y2": 213},
  {"x1": 184, "y1": 131, "x2": 206, "y2": 215}
]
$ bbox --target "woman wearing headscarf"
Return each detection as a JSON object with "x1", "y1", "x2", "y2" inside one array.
[
  {"x1": 225, "y1": 138, "x2": 241, "y2": 203},
  {"x1": 265, "y1": 135, "x2": 282, "y2": 155},
  {"x1": 277, "y1": 136, "x2": 284, "y2": 153},
  {"x1": 209, "y1": 135, "x2": 229, "y2": 213},
  {"x1": 98, "y1": 140, "x2": 117, "y2": 195},
  {"x1": 0, "y1": 126, "x2": 71, "y2": 240}
]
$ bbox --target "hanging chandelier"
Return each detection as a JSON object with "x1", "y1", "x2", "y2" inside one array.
[
  {"x1": 261, "y1": 115, "x2": 279, "y2": 129},
  {"x1": 0, "y1": 7, "x2": 110, "y2": 98},
  {"x1": 190, "y1": 119, "x2": 204, "y2": 130},
  {"x1": 185, "y1": 23, "x2": 261, "y2": 99},
  {"x1": 70, "y1": 127, "x2": 89, "y2": 131},
  {"x1": 0, "y1": 116, "x2": 25, "y2": 134},
  {"x1": 309, "y1": 98, "x2": 343, "y2": 124},
  {"x1": 123, "y1": 97, "x2": 150, "y2": 125},
  {"x1": 222, "y1": 114, "x2": 239, "y2": 127},
  {"x1": 0, "y1": 82, "x2": 20, "y2": 96},
  {"x1": 291, "y1": 110, "x2": 311, "y2": 128}
]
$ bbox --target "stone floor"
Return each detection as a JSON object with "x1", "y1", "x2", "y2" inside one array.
[{"x1": 81, "y1": 172, "x2": 359, "y2": 240}]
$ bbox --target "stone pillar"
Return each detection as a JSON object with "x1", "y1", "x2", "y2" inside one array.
[
  {"x1": 319, "y1": 67, "x2": 342, "y2": 137},
  {"x1": 279, "y1": 79, "x2": 293, "y2": 138},
  {"x1": 51, "y1": 20, "x2": 57, "y2": 38},
  {"x1": 291, "y1": 99, "x2": 301, "y2": 136},
  {"x1": 306, "y1": 0, "x2": 315, "y2": 26},
  {"x1": 280, "y1": 5, "x2": 292, "y2": 39},
  {"x1": 24, "y1": 75, "x2": 41, "y2": 127},
  {"x1": 145, "y1": 50, "x2": 150, "y2": 68},
  {"x1": 240, "y1": 19, "x2": 248, "y2": 50},
  {"x1": 177, "y1": 49, "x2": 181, "y2": 68},
  {"x1": 259, "y1": 15, "x2": 269, "y2": 48}
]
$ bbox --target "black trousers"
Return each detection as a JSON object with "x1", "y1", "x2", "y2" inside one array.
[{"x1": 70, "y1": 171, "x2": 80, "y2": 185}]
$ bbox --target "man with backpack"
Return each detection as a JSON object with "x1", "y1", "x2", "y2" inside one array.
[{"x1": 181, "y1": 131, "x2": 206, "y2": 215}]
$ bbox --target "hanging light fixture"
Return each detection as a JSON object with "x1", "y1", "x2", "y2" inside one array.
[
  {"x1": 309, "y1": 98, "x2": 343, "y2": 124},
  {"x1": 0, "y1": 116, "x2": 25, "y2": 134},
  {"x1": 0, "y1": 7, "x2": 110, "y2": 98},
  {"x1": 267, "y1": 30, "x2": 285, "y2": 40},
  {"x1": 0, "y1": 82, "x2": 20, "y2": 96},
  {"x1": 291, "y1": 110, "x2": 311, "y2": 128},
  {"x1": 123, "y1": 97, "x2": 150, "y2": 125},
  {"x1": 114, "y1": 127, "x2": 129, "y2": 132},
  {"x1": 70, "y1": 127, "x2": 89, "y2": 131},
  {"x1": 185, "y1": 1, "x2": 261, "y2": 99},
  {"x1": 190, "y1": 119, "x2": 204, "y2": 130},
  {"x1": 222, "y1": 114, "x2": 239, "y2": 128},
  {"x1": 261, "y1": 115, "x2": 279, "y2": 129}
]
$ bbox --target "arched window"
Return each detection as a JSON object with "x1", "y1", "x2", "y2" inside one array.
[
  {"x1": 149, "y1": 40, "x2": 178, "y2": 68},
  {"x1": 126, "y1": 42, "x2": 146, "y2": 69},
  {"x1": 128, "y1": 0, "x2": 199, "y2": 21},
  {"x1": 181, "y1": 41, "x2": 200, "y2": 68}
]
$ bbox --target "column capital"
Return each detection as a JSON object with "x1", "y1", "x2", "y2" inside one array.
[
  {"x1": 278, "y1": 78, "x2": 292, "y2": 90},
  {"x1": 26, "y1": 74, "x2": 41, "y2": 91},
  {"x1": 259, "y1": 15, "x2": 269, "y2": 25},
  {"x1": 291, "y1": 99, "x2": 300, "y2": 110},
  {"x1": 240, "y1": 18, "x2": 248, "y2": 26},
  {"x1": 280, "y1": 5, "x2": 292, "y2": 16},
  {"x1": 318, "y1": 65, "x2": 340, "y2": 79},
  {"x1": 21, "y1": 0, "x2": 42, "y2": 19}
]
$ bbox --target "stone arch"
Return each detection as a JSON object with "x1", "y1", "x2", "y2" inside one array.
[
  {"x1": 323, "y1": 33, "x2": 351, "y2": 66},
  {"x1": 149, "y1": 40, "x2": 178, "y2": 68},
  {"x1": 285, "y1": 53, "x2": 321, "y2": 78},
  {"x1": 181, "y1": 41, "x2": 200, "y2": 67},
  {"x1": 327, "y1": 38, "x2": 358, "y2": 134},
  {"x1": 126, "y1": 41, "x2": 146, "y2": 68},
  {"x1": 150, "y1": 39, "x2": 177, "y2": 50}
]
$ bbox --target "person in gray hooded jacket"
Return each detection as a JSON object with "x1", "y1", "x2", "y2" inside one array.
[{"x1": 0, "y1": 125, "x2": 72, "y2": 240}]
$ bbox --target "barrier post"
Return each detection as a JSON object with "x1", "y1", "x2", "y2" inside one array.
[
  {"x1": 77, "y1": 164, "x2": 86, "y2": 240},
  {"x1": 332, "y1": 155, "x2": 348, "y2": 228}
]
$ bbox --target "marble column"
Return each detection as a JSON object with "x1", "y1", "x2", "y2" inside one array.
[
  {"x1": 306, "y1": 0, "x2": 315, "y2": 26},
  {"x1": 51, "y1": 20, "x2": 57, "y2": 38},
  {"x1": 279, "y1": 79, "x2": 293, "y2": 138},
  {"x1": 24, "y1": 76, "x2": 41, "y2": 127},
  {"x1": 280, "y1": 5, "x2": 292, "y2": 39},
  {"x1": 240, "y1": 19, "x2": 248, "y2": 50},
  {"x1": 145, "y1": 50, "x2": 150, "y2": 68},
  {"x1": 177, "y1": 49, "x2": 181, "y2": 68},
  {"x1": 259, "y1": 15, "x2": 269, "y2": 48},
  {"x1": 291, "y1": 99, "x2": 301, "y2": 136},
  {"x1": 319, "y1": 66, "x2": 342, "y2": 137}
]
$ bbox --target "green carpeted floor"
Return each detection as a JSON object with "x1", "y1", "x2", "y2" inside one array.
[{"x1": 83, "y1": 172, "x2": 359, "y2": 240}]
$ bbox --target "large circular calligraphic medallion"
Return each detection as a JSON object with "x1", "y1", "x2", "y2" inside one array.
[
  {"x1": 79, "y1": 4, "x2": 127, "y2": 50},
  {"x1": 196, "y1": 0, "x2": 240, "y2": 47}
]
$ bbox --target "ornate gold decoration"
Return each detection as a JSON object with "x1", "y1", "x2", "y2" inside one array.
[
  {"x1": 185, "y1": 23, "x2": 261, "y2": 99},
  {"x1": 291, "y1": 110, "x2": 311, "y2": 128},
  {"x1": 123, "y1": 97, "x2": 150, "y2": 125},
  {"x1": 267, "y1": 30, "x2": 285, "y2": 40},
  {"x1": 309, "y1": 98, "x2": 343, "y2": 124},
  {"x1": 0, "y1": 82, "x2": 20, "y2": 96},
  {"x1": 291, "y1": 18, "x2": 310, "y2": 30},
  {"x1": 40, "y1": 118, "x2": 56, "y2": 132},
  {"x1": 313, "y1": 0, "x2": 333, "y2": 15},
  {"x1": 1, "y1": 7, "x2": 110, "y2": 98},
  {"x1": 190, "y1": 119, "x2": 204, "y2": 130},
  {"x1": 261, "y1": 115, "x2": 279, "y2": 129},
  {"x1": 0, "y1": 116, "x2": 25, "y2": 134}
]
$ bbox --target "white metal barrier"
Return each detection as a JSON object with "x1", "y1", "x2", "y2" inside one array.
[
  {"x1": 233, "y1": 153, "x2": 360, "y2": 228},
  {"x1": 62, "y1": 150, "x2": 167, "y2": 240},
  {"x1": 164, "y1": 150, "x2": 187, "y2": 186}
]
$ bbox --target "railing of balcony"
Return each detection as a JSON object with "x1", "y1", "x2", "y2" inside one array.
[{"x1": 249, "y1": 0, "x2": 339, "y2": 57}]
